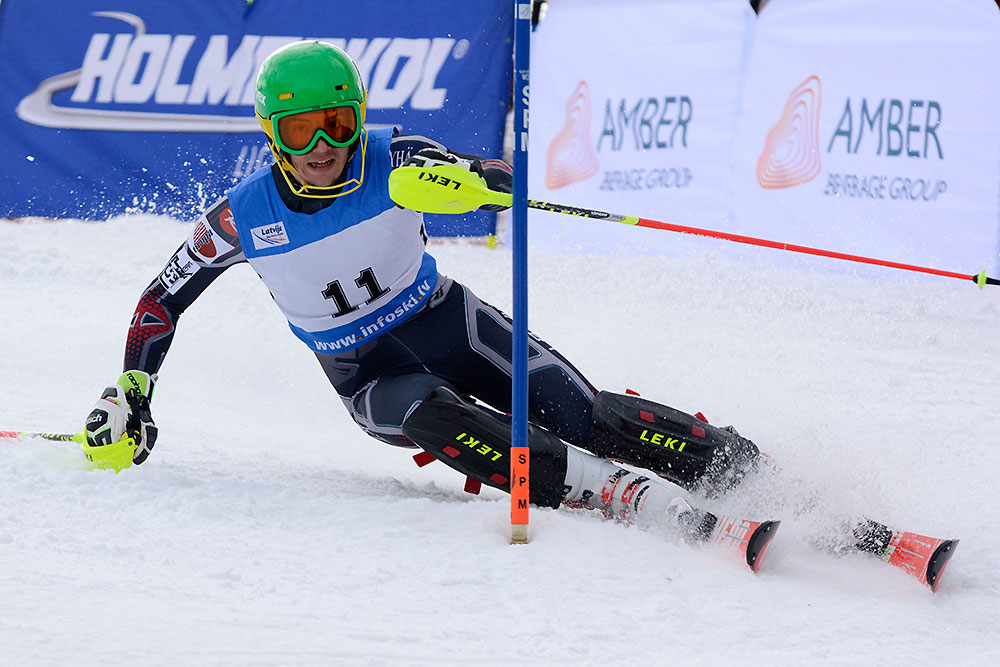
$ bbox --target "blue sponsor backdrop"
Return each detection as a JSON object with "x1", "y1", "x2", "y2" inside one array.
[{"x1": 0, "y1": 0, "x2": 512, "y2": 236}]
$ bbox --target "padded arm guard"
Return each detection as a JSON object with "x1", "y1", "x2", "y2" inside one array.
[
  {"x1": 402, "y1": 387, "x2": 567, "y2": 508},
  {"x1": 586, "y1": 391, "x2": 759, "y2": 495}
]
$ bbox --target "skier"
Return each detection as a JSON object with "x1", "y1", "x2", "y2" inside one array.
[
  {"x1": 82, "y1": 41, "x2": 953, "y2": 582},
  {"x1": 84, "y1": 38, "x2": 758, "y2": 540}
]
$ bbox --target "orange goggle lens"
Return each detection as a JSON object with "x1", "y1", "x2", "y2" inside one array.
[{"x1": 275, "y1": 106, "x2": 359, "y2": 153}]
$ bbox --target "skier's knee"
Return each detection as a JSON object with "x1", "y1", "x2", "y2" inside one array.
[
  {"x1": 585, "y1": 391, "x2": 760, "y2": 494},
  {"x1": 401, "y1": 387, "x2": 567, "y2": 508},
  {"x1": 344, "y1": 374, "x2": 456, "y2": 448}
]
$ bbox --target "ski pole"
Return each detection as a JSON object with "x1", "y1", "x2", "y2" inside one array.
[
  {"x1": 0, "y1": 430, "x2": 84, "y2": 443},
  {"x1": 386, "y1": 164, "x2": 1000, "y2": 288},
  {"x1": 526, "y1": 199, "x2": 999, "y2": 289}
]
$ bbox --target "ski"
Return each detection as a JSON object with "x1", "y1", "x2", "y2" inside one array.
[
  {"x1": 706, "y1": 516, "x2": 781, "y2": 573},
  {"x1": 884, "y1": 530, "x2": 960, "y2": 592},
  {"x1": 854, "y1": 518, "x2": 959, "y2": 591}
]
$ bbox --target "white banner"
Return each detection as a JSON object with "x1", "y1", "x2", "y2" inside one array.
[
  {"x1": 730, "y1": 0, "x2": 1000, "y2": 274},
  {"x1": 527, "y1": 0, "x2": 755, "y2": 254}
]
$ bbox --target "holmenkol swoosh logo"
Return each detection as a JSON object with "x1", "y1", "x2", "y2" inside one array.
[
  {"x1": 15, "y1": 11, "x2": 260, "y2": 133},
  {"x1": 16, "y1": 11, "x2": 444, "y2": 135}
]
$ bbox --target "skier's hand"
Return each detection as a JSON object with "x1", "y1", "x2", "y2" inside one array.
[
  {"x1": 402, "y1": 148, "x2": 510, "y2": 212},
  {"x1": 403, "y1": 148, "x2": 480, "y2": 174},
  {"x1": 83, "y1": 371, "x2": 157, "y2": 471}
]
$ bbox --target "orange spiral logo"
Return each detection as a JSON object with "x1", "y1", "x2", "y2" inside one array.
[
  {"x1": 546, "y1": 81, "x2": 600, "y2": 189},
  {"x1": 757, "y1": 76, "x2": 822, "y2": 189}
]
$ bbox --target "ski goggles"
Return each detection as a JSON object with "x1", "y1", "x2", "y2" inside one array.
[{"x1": 271, "y1": 102, "x2": 362, "y2": 155}]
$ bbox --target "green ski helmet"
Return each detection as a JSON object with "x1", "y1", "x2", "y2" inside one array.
[{"x1": 255, "y1": 41, "x2": 368, "y2": 199}]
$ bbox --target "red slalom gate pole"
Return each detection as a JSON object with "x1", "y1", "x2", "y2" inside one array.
[{"x1": 527, "y1": 200, "x2": 1000, "y2": 288}]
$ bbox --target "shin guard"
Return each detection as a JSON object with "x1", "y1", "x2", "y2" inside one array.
[
  {"x1": 586, "y1": 391, "x2": 760, "y2": 494},
  {"x1": 401, "y1": 387, "x2": 567, "y2": 508}
]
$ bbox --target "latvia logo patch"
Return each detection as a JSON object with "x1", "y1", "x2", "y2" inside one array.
[{"x1": 251, "y1": 221, "x2": 289, "y2": 250}]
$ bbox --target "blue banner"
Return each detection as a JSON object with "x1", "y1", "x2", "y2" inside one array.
[{"x1": 0, "y1": 0, "x2": 512, "y2": 236}]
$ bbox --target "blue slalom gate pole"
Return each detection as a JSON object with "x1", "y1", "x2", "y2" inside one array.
[{"x1": 510, "y1": 1, "x2": 531, "y2": 544}]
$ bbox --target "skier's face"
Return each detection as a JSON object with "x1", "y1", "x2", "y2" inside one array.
[{"x1": 288, "y1": 138, "x2": 350, "y2": 188}]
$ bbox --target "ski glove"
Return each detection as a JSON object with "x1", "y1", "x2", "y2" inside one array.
[
  {"x1": 402, "y1": 148, "x2": 511, "y2": 212},
  {"x1": 84, "y1": 370, "x2": 157, "y2": 471}
]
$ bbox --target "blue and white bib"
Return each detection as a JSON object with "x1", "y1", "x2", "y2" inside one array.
[{"x1": 227, "y1": 128, "x2": 438, "y2": 354}]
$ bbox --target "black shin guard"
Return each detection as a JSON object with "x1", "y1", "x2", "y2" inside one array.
[
  {"x1": 401, "y1": 387, "x2": 568, "y2": 508},
  {"x1": 586, "y1": 391, "x2": 760, "y2": 494}
]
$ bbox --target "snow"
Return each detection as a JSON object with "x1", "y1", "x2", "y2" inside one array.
[{"x1": 1, "y1": 215, "x2": 998, "y2": 665}]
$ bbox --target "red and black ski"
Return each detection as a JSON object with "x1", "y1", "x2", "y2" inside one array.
[
  {"x1": 709, "y1": 516, "x2": 781, "y2": 573},
  {"x1": 854, "y1": 518, "x2": 959, "y2": 591},
  {"x1": 883, "y1": 530, "x2": 960, "y2": 592}
]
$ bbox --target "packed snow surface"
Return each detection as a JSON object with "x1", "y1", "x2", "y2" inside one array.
[{"x1": 1, "y1": 216, "x2": 998, "y2": 665}]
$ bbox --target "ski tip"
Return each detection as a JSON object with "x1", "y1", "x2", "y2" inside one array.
[
  {"x1": 747, "y1": 520, "x2": 781, "y2": 573},
  {"x1": 926, "y1": 539, "x2": 959, "y2": 592}
]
